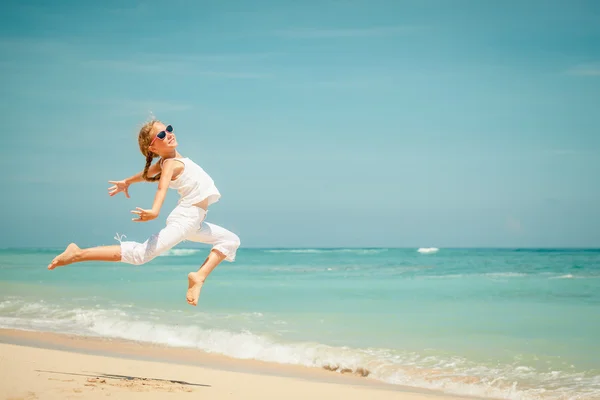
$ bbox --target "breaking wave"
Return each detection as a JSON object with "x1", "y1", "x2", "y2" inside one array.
[{"x1": 0, "y1": 298, "x2": 598, "y2": 400}]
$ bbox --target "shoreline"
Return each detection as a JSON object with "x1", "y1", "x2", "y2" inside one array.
[{"x1": 0, "y1": 328, "x2": 476, "y2": 400}]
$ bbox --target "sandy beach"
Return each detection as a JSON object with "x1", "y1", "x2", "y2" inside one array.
[{"x1": 0, "y1": 329, "x2": 472, "y2": 400}]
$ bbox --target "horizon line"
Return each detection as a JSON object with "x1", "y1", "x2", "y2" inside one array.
[{"x1": 2, "y1": 246, "x2": 599, "y2": 250}]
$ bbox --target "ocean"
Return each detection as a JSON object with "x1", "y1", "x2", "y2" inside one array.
[{"x1": 0, "y1": 247, "x2": 599, "y2": 399}]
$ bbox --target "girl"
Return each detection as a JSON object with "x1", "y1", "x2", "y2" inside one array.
[{"x1": 47, "y1": 120, "x2": 241, "y2": 307}]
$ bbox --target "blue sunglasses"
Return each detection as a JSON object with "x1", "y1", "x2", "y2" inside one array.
[{"x1": 150, "y1": 124, "x2": 173, "y2": 145}]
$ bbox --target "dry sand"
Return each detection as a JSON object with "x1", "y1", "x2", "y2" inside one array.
[{"x1": 0, "y1": 329, "x2": 471, "y2": 400}]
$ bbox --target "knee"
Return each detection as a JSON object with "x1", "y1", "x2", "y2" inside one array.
[
  {"x1": 130, "y1": 254, "x2": 153, "y2": 266},
  {"x1": 225, "y1": 234, "x2": 241, "y2": 255},
  {"x1": 120, "y1": 241, "x2": 159, "y2": 266},
  {"x1": 213, "y1": 233, "x2": 240, "y2": 262},
  {"x1": 230, "y1": 234, "x2": 241, "y2": 250}
]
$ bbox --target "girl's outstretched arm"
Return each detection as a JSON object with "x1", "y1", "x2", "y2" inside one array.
[
  {"x1": 131, "y1": 159, "x2": 177, "y2": 222},
  {"x1": 125, "y1": 162, "x2": 162, "y2": 185},
  {"x1": 108, "y1": 163, "x2": 162, "y2": 198}
]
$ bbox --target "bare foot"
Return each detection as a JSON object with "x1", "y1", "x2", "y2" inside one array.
[
  {"x1": 48, "y1": 243, "x2": 81, "y2": 270},
  {"x1": 186, "y1": 272, "x2": 206, "y2": 306}
]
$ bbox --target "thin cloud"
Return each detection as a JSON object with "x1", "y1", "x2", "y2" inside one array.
[
  {"x1": 567, "y1": 63, "x2": 600, "y2": 76},
  {"x1": 0, "y1": 37, "x2": 73, "y2": 54},
  {"x1": 88, "y1": 99, "x2": 194, "y2": 117},
  {"x1": 543, "y1": 149, "x2": 579, "y2": 156},
  {"x1": 82, "y1": 54, "x2": 272, "y2": 79},
  {"x1": 276, "y1": 25, "x2": 420, "y2": 38},
  {"x1": 107, "y1": 3, "x2": 150, "y2": 15},
  {"x1": 505, "y1": 216, "x2": 523, "y2": 234},
  {"x1": 146, "y1": 52, "x2": 282, "y2": 62},
  {"x1": 280, "y1": 75, "x2": 394, "y2": 90},
  {"x1": 82, "y1": 60, "x2": 167, "y2": 73},
  {"x1": 196, "y1": 70, "x2": 271, "y2": 79}
]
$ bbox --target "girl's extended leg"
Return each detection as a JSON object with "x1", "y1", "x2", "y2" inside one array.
[
  {"x1": 47, "y1": 244, "x2": 121, "y2": 270},
  {"x1": 185, "y1": 221, "x2": 241, "y2": 306},
  {"x1": 48, "y1": 205, "x2": 206, "y2": 271}
]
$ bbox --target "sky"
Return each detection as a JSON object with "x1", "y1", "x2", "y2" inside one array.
[{"x1": 1, "y1": 0, "x2": 599, "y2": 249}]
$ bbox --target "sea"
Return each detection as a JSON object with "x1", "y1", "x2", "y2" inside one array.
[{"x1": 0, "y1": 247, "x2": 599, "y2": 400}]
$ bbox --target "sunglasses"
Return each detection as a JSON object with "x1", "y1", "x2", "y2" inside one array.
[{"x1": 150, "y1": 124, "x2": 173, "y2": 146}]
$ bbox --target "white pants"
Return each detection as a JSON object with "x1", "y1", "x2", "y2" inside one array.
[{"x1": 119, "y1": 205, "x2": 240, "y2": 265}]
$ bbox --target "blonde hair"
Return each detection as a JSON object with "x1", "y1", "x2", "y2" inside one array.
[{"x1": 138, "y1": 120, "x2": 161, "y2": 182}]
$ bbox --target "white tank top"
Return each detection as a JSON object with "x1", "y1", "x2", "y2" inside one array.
[{"x1": 162, "y1": 157, "x2": 221, "y2": 206}]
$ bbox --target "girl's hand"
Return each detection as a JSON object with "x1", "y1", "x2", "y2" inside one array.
[
  {"x1": 131, "y1": 207, "x2": 158, "y2": 222},
  {"x1": 108, "y1": 180, "x2": 130, "y2": 198}
]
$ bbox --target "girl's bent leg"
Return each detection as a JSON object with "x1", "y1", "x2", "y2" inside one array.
[
  {"x1": 186, "y1": 249, "x2": 227, "y2": 306},
  {"x1": 185, "y1": 221, "x2": 241, "y2": 306},
  {"x1": 47, "y1": 244, "x2": 121, "y2": 270}
]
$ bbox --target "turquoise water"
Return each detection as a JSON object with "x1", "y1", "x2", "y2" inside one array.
[{"x1": 1, "y1": 247, "x2": 599, "y2": 399}]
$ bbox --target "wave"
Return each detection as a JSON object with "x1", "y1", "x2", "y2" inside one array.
[
  {"x1": 158, "y1": 249, "x2": 202, "y2": 257},
  {"x1": 483, "y1": 272, "x2": 528, "y2": 278},
  {"x1": 264, "y1": 249, "x2": 388, "y2": 255},
  {"x1": 549, "y1": 274, "x2": 575, "y2": 279},
  {"x1": 243, "y1": 266, "x2": 597, "y2": 280},
  {"x1": 421, "y1": 272, "x2": 598, "y2": 280},
  {"x1": 511, "y1": 248, "x2": 600, "y2": 254},
  {"x1": 0, "y1": 298, "x2": 598, "y2": 400},
  {"x1": 417, "y1": 248, "x2": 439, "y2": 254}
]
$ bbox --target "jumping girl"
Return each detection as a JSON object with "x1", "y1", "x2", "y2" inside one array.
[{"x1": 47, "y1": 120, "x2": 241, "y2": 306}]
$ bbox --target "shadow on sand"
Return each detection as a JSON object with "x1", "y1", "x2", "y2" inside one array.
[{"x1": 35, "y1": 369, "x2": 211, "y2": 387}]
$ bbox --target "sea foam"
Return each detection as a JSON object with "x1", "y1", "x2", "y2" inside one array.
[
  {"x1": 417, "y1": 247, "x2": 439, "y2": 254},
  {"x1": 0, "y1": 298, "x2": 598, "y2": 400}
]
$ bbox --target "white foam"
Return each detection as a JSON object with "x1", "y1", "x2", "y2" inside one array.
[
  {"x1": 158, "y1": 249, "x2": 202, "y2": 257},
  {"x1": 484, "y1": 272, "x2": 528, "y2": 278},
  {"x1": 265, "y1": 249, "x2": 387, "y2": 255},
  {"x1": 417, "y1": 248, "x2": 439, "y2": 254},
  {"x1": 265, "y1": 249, "x2": 324, "y2": 253},
  {"x1": 550, "y1": 274, "x2": 574, "y2": 279},
  {"x1": 0, "y1": 299, "x2": 598, "y2": 400},
  {"x1": 423, "y1": 272, "x2": 529, "y2": 280}
]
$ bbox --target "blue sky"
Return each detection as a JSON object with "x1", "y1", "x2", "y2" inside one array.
[{"x1": 1, "y1": 0, "x2": 599, "y2": 248}]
